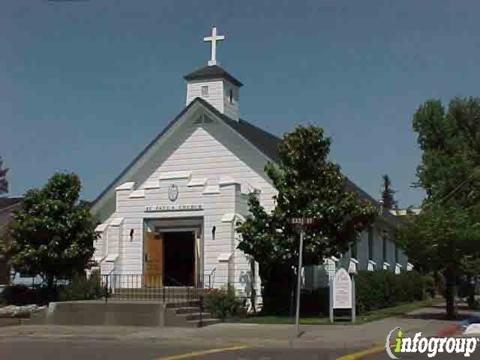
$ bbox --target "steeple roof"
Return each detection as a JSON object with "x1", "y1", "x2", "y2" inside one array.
[{"x1": 184, "y1": 65, "x2": 243, "y2": 87}]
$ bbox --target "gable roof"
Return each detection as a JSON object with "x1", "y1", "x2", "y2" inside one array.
[
  {"x1": 184, "y1": 65, "x2": 243, "y2": 87},
  {"x1": 0, "y1": 197, "x2": 22, "y2": 232},
  {"x1": 92, "y1": 97, "x2": 399, "y2": 225},
  {"x1": 0, "y1": 197, "x2": 22, "y2": 210}
]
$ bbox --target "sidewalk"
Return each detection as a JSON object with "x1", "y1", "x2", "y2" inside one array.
[{"x1": 0, "y1": 304, "x2": 475, "y2": 350}]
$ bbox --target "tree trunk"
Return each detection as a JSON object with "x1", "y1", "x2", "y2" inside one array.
[
  {"x1": 46, "y1": 274, "x2": 56, "y2": 303},
  {"x1": 467, "y1": 276, "x2": 476, "y2": 309},
  {"x1": 444, "y1": 266, "x2": 457, "y2": 320},
  {"x1": 249, "y1": 259, "x2": 257, "y2": 314}
]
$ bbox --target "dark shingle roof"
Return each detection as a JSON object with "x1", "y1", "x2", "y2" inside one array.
[
  {"x1": 0, "y1": 197, "x2": 22, "y2": 210},
  {"x1": 221, "y1": 117, "x2": 281, "y2": 162},
  {"x1": 92, "y1": 97, "x2": 400, "y2": 225},
  {"x1": 0, "y1": 197, "x2": 22, "y2": 231},
  {"x1": 184, "y1": 65, "x2": 243, "y2": 87},
  {"x1": 202, "y1": 102, "x2": 400, "y2": 225}
]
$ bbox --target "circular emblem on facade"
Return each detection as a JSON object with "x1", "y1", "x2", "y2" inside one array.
[{"x1": 168, "y1": 184, "x2": 179, "y2": 202}]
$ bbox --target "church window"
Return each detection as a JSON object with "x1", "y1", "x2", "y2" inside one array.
[
  {"x1": 229, "y1": 89, "x2": 233, "y2": 104},
  {"x1": 201, "y1": 86, "x2": 209, "y2": 97}
]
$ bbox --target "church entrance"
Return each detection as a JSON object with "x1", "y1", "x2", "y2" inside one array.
[
  {"x1": 143, "y1": 218, "x2": 203, "y2": 288},
  {"x1": 163, "y1": 231, "x2": 195, "y2": 286}
]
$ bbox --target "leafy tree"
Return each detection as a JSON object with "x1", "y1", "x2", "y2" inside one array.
[
  {"x1": 3, "y1": 173, "x2": 97, "y2": 295},
  {"x1": 399, "y1": 97, "x2": 480, "y2": 318},
  {"x1": 381, "y1": 174, "x2": 397, "y2": 210},
  {"x1": 237, "y1": 125, "x2": 376, "y2": 314},
  {"x1": 0, "y1": 157, "x2": 8, "y2": 195}
]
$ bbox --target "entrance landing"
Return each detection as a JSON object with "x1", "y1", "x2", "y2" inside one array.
[{"x1": 34, "y1": 300, "x2": 219, "y2": 327}]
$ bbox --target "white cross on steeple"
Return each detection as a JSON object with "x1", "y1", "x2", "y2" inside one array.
[{"x1": 204, "y1": 26, "x2": 225, "y2": 66}]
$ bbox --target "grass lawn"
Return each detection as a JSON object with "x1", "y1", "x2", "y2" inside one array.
[{"x1": 234, "y1": 298, "x2": 438, "y2": 325}]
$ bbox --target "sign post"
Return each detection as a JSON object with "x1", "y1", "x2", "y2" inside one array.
[
  {"x1": 351, "y1": 273, "x2": 356, "y2": 323},
  {"x1": 294, "y1": 229, "x2": 304, "y2": 337},
  {"x1": 348, "y1": 258, "x2": 358, "y2": 323},
  {"x1": 290, "y1": 217, "x2": 314, "y2": 338}
]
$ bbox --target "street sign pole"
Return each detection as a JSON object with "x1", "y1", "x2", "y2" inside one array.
[{"x1": 295, "y1": 228, "x2": 305, "y2": 337}]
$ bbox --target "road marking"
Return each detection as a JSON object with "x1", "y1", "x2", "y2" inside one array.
[
  {"x1": 156, "y1": 345, "x2": 247, "y2": 360},
  {"x1": 337, "y1": 344, "x2": 386, "y2": 360}
]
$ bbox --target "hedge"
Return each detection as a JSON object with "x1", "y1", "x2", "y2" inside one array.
[
  {"x1": 355, "y1": 270, "x2": 433, "y2": 314},
  {"x1": 1, "y1": 285, "x2": 44, "y2": 306},
  {"x1": 298, "y1": 270, "x2": 433, "y2": 316},
  {"x1": 1, "y1": 273, "x2": 104, "y2": 305}
]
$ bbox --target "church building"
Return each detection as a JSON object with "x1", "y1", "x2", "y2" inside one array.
[{"x1": 91, "y1": 27, "x2": 410, "y2": 298}]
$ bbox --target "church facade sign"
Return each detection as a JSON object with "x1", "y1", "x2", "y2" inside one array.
[
  {"x1": 330, "y1": 267, "x2": 356, "y2": 323},
  {"x1": 145, "y1": 204, "x2": 203, "y2": 213},
  {"x1": 332, "y1": 267, "x2": 353, "y2": 309}
]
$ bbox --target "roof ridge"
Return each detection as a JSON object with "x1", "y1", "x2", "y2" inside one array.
[
  {"x1": 238, "y1": 118, "x2": 282, "y2": 141},
  {"x1": 184, "y1": 64, "x2": 243, "y2": 87},
  {"x1": 91, "y1": 97, "x2": 397, "y2": 224}
]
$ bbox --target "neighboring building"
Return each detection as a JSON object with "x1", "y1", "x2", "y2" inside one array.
[
  {"x1": 390, "y1": 208, "x2": 421, "y2": 216},
  {"x1": 0, "y1": 197, "x2": 22, "y2": 285},
  {"x1": 91, "y1": 27, "x2": 410, "y2": 297}
]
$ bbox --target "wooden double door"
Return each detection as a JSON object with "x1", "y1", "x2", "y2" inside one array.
[{"x1": 144, "y1": 230, "x2": 196, "y2": 287}]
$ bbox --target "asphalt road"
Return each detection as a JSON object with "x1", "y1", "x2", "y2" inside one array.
[
  {"x1": 0, "y1": 338, "x2": 348, "y2": 360},
  {"x1": 1, "y1": 337, "x2": 478, "y2": 359},
  {"x1": 363, "y1": 352, "x2": 477, "y2": 360}
]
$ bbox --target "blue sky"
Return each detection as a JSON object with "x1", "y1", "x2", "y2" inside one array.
[{"x1": 1, "y1": 0, "x2": 479, "y2": 207}]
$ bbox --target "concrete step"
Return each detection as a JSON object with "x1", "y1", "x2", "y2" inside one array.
[
  {"x1": 114, "y1": 287, "x2": 205, "y2": 293},
  {"x1": 110, "y1": 294, "x2": 199, "y2": 301},
  {"x1": 182, "y1": 312, "x2": 212, "y2": 321},
  {"x1": 35, "y1": 300, "x2": 220, "y2": 328},
  {"x1": 186, "y1": 318, "x2": 221, "y2": 327},
  {"x1": 111, "y1": 288, "x2": 205, "y2": 301},
  {"x1": 165, "y1": 300, "x2": 201, "y2": 309},
  {"x1": 174, "y1": 306, "x2": 201, "y2": 314}
]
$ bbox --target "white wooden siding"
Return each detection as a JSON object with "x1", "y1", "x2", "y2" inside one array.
[
  {"x1": 186, "y1": 79, "x2": 224, "y2": 114},
  {"x1": 222, "y1": 80, "x2": 240, "y2": 121},
  {"x1": 93, "y1": 112, "x2": 277, "y2": 293},
  {"x1": 92, "y1": 100, "x2": 408, "y2": 295}
]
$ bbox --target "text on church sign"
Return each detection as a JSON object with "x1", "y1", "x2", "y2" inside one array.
[
  {"x1": 332, "y1": 268, "x2": 353, "y2": 309},
  {"x1": 145, "y1": 204, "x2": 203, "y2": 212}
]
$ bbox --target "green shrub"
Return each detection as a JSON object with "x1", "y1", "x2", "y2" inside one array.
[
  {"x1": 203, "y1": 285, "x2": 246, "y2": 320},
  {"x1": 2, "y1": 284, "x2": 63, "y2": 305},
  {"x1": 58, "y1": 272, "x2": 104, "y2": 301},
  {"x1": 355, "y1": 270, "x2": 431, "y2": 314},
  {"x1": 1, "y1": 285, "x2": 43, "y2": 305}
]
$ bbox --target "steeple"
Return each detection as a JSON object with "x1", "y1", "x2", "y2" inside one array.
[{"x1": 184, "y1": 27, "x2": 242, "y2": 121}]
